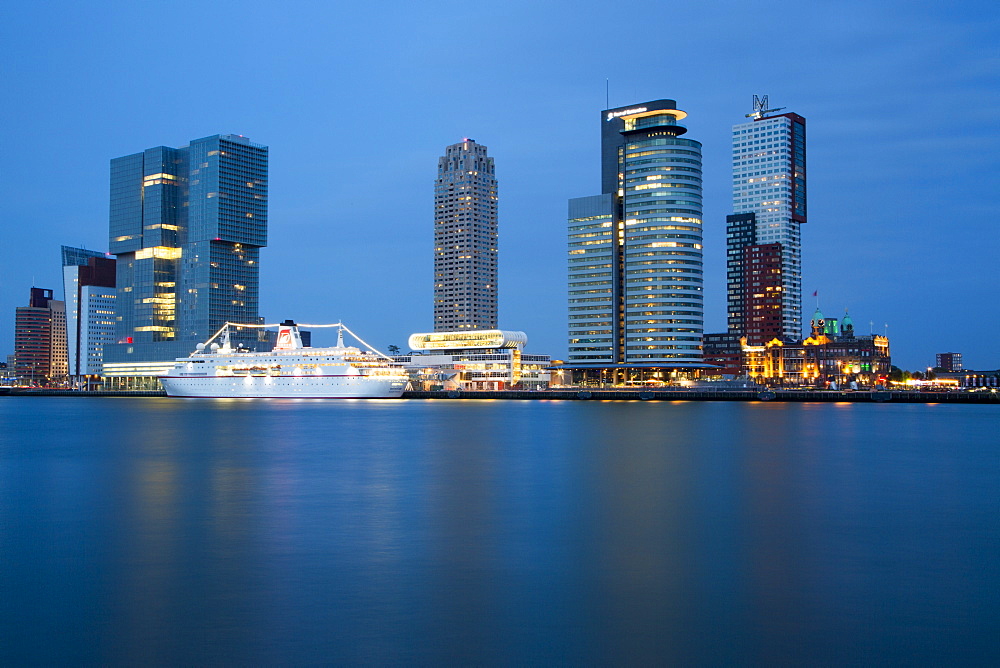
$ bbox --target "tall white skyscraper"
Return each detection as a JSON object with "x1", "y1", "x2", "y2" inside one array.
[
  {"x1": 727, "y1": 96, "x2": 807, "y2": 342},
  {"x1": 433, "y1": 139, "x2": 498, "y2": 331},
  {"x1": 567, "y1": 99, "x2": 704, "y2": 378}
]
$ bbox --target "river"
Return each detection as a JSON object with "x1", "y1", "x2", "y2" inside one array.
[{"x1": 1, "y1": 398, "x2": 996, "y2": 664}]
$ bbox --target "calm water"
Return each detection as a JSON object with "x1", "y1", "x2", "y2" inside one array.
[{"x1": 0, "y1": 397, "x2": 997, "y2": 665}]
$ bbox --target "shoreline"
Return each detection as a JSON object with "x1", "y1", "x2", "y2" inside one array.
[{"x1": 1, "y1": 387, "x2": 997, "y2": 404}]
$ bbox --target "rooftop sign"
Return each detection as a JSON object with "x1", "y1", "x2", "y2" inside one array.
[{"x1": 606, "y1": 107, "x2": 647, "y2": 121}]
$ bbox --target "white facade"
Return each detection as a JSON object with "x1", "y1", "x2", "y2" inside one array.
[
  {"x1": 79, "y1": 286, "x2": 118, "y2": 375},
  {"x1": 63, "y1": 265, "x2": 81, "y2": 374},
  {"x1": 401, "y1": 330, "x2": 549, "y2": 390},
  {"x1": 434, "y1": 139, "x2": 499, "y2": 331},
  {"x1": 63, "y1": 265, "x2": 118, "y2": 378},
  {"x1": 731, "y1": 111, "x2": 806, "y2": 338}
]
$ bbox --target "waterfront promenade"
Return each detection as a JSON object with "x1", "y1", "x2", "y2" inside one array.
[{"x1": 2, "y1": 387, "x2": 997, "y2": 404}]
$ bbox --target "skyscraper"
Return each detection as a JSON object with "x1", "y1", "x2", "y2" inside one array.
[
  {"x1": 433, "y1": 139, "x2": 498, "y2": 331},
  {"x1": 61, "y1": 246, "x2": 117, "y2": 379},
  {"x1": 13, "y1": 288, "x2": 67, "y2": 385},
  {"x1": 105, "y1": 134, "x2": 267, "y2": 363},
  {"x1": 727, "y1": 96, "x2": 806, "y2": 343},
  {"x1": 567, "y1": 100, "x2": 704, "y2": 378}
]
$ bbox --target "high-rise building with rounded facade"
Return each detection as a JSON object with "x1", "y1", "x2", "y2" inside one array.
[{"x1": 568, "y1": 100, "x2": 705, "y2": 380}]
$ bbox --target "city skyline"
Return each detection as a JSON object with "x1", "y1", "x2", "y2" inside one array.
[{"x1": 2, "y1": 1, "x2": 997, "y2": 370}]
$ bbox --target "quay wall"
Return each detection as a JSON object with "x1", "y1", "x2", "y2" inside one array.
[
  {"x1": 403, "y1": 389, "x2": 1000, "y2": 404},
  {"x1": 1, "y1": 388, "x2": 997, "y2": 404}
]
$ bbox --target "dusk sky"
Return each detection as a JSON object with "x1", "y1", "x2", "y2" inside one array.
[{"x1": 3, "y1": 0, "x2": 997, "y2": 370}]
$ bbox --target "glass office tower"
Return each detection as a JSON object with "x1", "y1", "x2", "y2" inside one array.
[
  {"x1": 568, "y1": 100, "x2": 704, "y2": 373},
  {"x1": 105, "y1": 134, "x2": 267, "y2": 363}
]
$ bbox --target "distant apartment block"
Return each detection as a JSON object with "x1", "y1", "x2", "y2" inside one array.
[
  {"x1": 13, "y1": 288, "x2": 67, "y2": 385},
  {"x1": 936, "y1": 352, "x2": 963, "y2": 372}
]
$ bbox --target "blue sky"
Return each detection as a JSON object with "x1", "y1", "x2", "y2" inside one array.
[{"x1": 2, "y1": 0, "x2": 998, "y2": 370}]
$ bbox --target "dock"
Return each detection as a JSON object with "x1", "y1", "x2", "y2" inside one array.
[{"x1": 2, "y1": 387, "x2": 996, "y2": 403}]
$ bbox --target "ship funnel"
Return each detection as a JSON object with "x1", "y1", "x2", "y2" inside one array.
[
  {"x1": 336, "y1": 325, "x2": 345, "y2": 349},
  {"x1": 274, "y1": 321, "x2": 304, "y2": 351}
]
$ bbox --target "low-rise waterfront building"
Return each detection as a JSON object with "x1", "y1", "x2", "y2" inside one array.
[
  {"x1": 936, "y1": 369, "x2": 999, "y2": 389},
  {"x1": 702, "y1": 333, "x2": 742, "y2": 377},
  {"x1": 743, "y1": 309, "x2": 891, "y2": 388},
  {"x1": 395, "y1": 330, "x2": 550, "y2": 390}
]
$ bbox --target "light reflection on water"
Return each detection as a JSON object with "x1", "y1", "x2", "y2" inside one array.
[{"x1": 0, "y1": 398, "x2": 997, "y2": 665}]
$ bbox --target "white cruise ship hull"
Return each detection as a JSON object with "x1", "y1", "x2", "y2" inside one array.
[{"x1": 161, "y1": 375, "x2": 408, "y2": 399}]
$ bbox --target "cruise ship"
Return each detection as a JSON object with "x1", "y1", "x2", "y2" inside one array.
[{"x1": 160, "y1": 321, "x2": 409, "y2": 398}]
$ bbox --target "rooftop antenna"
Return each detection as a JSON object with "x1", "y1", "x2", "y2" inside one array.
[
  {"x1": 606, "y1": 79, "x2": 609, "y2": 109},
  {"x1": 746, "y1": 94, "x2": 786, "y2": 119}
]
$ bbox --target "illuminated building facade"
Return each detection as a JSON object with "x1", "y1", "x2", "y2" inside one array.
[
  {"x1": 567, "y1": 99, "x2": 705, "y2": 381},
  {"x1": 13, "y1": 288, "x2": 67, "y2": 385},
  {"x1": 62, "y1": 246, "x2": 117, "y2": 381},
  {"x1": 728, "y1": 97, "x2": 806, "y2": 341},
  {"x1": 434, "y1": 139, "x2": 498, "y2": 331},
  {"x1": 397, "y1": 330, "x2": 550, "y2": 390},
  {"x1": 105, "y1": 134, "x2": 267, "y2": 364},
  {"x1": 742, "y1": 309, "x2": 891, "y2": 388}
]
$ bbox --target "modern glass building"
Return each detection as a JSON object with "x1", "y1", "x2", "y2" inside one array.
[
  {"x1": 567, "y1": 99, "x2": 706, "y2": 381},
  {"x1": 105, "y1": 134, "x2": 267, "y2": 364},
  {"x1": 433, "y1": 139, "x2": 498, "y2": 331},
  {"x1": 727, "y1": 97, "x2": 806, "y2": 342}
]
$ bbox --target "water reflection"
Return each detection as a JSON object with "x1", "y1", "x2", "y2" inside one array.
[{"x1": 0, "y1": 399, "x2": 996, "y2": 665}]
